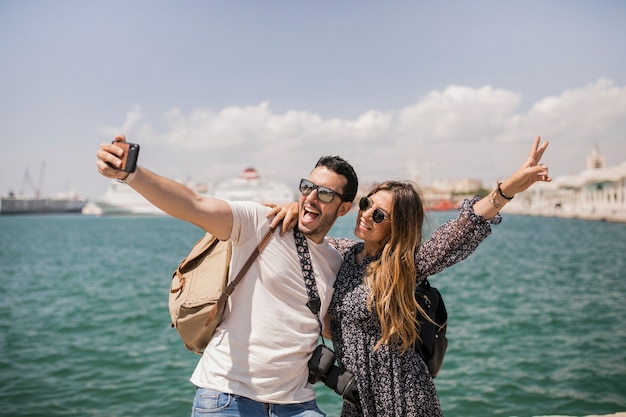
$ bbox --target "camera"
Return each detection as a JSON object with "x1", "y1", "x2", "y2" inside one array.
[
  {"x1": 111, "y1": 141, "x2": 140, "y2": 173},
  {"x1": 308, "y1": 345, "x2": 360, "y2": 408}
]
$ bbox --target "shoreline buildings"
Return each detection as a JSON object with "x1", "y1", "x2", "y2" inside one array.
[{"x1": 504, "y1": 145, "x2": 626, "y2": 223}]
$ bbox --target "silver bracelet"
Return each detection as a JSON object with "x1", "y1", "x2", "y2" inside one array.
[
  {"x1": 115, "y1": 171, "x2": 137, "y2": 185},
  {"x1": 488, "y1": 192, "x2": 502, "y2": 209}
]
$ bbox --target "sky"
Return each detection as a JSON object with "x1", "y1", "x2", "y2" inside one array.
[{"x1": 1, "y1": 0, "x2": 625, "y2": 200}]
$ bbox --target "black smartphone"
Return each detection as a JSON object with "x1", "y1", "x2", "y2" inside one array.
[{"x1": 111, "y1": 141, "x2": 140, "y2": 173}]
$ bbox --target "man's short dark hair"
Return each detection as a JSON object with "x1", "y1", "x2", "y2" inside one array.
[{"x1": 315, "y1": 156, "x2": 359, "y2": 203}]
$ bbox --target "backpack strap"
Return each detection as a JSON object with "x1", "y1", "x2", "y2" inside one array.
[{"x1": 203, "y1": 225, "x2": 277, "y2": 326}]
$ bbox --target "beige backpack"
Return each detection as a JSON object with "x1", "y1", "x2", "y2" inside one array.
[{"x1": 169, "y1": 227, "x2": 275, "y2": 354}]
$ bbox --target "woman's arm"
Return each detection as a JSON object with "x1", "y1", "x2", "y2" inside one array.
[
  {"x1": 474, "y1": 136, "x2": 550, "y2": 219},
  {"x1": 415, "y1": 136, "x2": 551, "y2": 279},
  {"x1": 416, "y1": 197, "x2": 491, "y2": 278}
]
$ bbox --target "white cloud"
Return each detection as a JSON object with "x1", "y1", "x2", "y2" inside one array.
[
  {"x1": 396, "y1": 85, "x2": 521, "y2": 143},
  {"x1": 496, "y1": 78, "x2": 626, "y2": 144},
  {"x1": 98, "y1": 104, "x2": 155, "y2": 142},
  {"x1": 157, "y1": 103, "x2": 393, "y2": 149},
  {"x1": 98, "y1": 79, "x2": 626, "y2": 187}
]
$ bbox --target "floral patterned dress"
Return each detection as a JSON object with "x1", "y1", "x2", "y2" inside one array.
[{"x1": 327, "y1": 197, "x2": 497, "y2": 417}]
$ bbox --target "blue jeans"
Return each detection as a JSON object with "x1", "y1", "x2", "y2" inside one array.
[{"x1": 191, "y1": 387, "x2": 326, "y2": 417}]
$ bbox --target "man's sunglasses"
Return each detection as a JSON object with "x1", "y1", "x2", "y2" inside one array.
[
  {"x1": 359, "y1": 197, "x2": 390, "y2": 224},
  {"x1": 299, "y1": 179, "x2": 344, "y2": 203}
]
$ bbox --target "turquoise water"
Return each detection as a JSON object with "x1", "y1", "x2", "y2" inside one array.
[{"x1": 0, "y1": 212, "x2": 625, "y2": 417}]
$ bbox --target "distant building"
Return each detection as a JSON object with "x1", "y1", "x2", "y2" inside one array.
[
  {"x1": 505, "y1": 145, "x2": 626, "y2": 223},
  {"x1": 429, "y1": 178, "x2": 483, "y2": 194},
  {"x1": 586, "y1": 143, "x2": 606, "y2": 169}
]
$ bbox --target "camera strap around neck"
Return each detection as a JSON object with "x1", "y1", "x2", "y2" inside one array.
[{"x1": 293, "y1": 228, "x2": 325, "y2": 340}]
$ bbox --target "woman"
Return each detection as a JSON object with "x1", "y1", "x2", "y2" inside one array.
[{"x1": 272, "y1": 136, "x2": 550, "y2": 416}]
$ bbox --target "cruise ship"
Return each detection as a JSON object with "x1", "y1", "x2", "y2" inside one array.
[
  {"x1": 504, "y1": 145, "x2": 626, "y2": 223},
  {"x1": 88, "y1": 168, "x2": 296, "y2": 216},
  {"x1": 209, "y1": 167, "x2": 295, "y2": 204},
  {"x1": 87, "y1": 180, "x2": 167, "y2": 216}
]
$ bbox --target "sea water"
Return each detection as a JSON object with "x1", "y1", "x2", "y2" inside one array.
[{"x1": 0, "y1": 212, "x2": 625, "y2": 417}]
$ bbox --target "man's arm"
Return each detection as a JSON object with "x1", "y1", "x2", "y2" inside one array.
[{"x1": 96, "y1": 135, "x2": 233, "y2": 240}]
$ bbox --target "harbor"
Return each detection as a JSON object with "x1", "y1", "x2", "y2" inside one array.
[{"x1": 8, "y1": 145, "x2": 625, "y2": 223}]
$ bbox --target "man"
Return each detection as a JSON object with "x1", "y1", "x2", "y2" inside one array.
[{"x1": 96, "y1": 135, "x2": 358, "y2": 416}]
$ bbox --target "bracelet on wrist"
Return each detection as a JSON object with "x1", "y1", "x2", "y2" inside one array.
[
  {"x1": 115, "y1": 170, "x2": 137, "y2": 185},
  {"x1": 488, "y1": 191, "x2": 502, "y2": 209},
  {"x1": 496, "y1": 182, "x2": 514, "y2": 200}
]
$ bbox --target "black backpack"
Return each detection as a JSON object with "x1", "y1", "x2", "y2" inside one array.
[{"x1": 415, "y1": 279, "x2": 448, "y2": 377}]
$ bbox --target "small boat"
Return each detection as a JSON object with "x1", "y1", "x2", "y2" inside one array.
[{"x1": 426, "y1": 199, "x2": 459, "y2": 211}]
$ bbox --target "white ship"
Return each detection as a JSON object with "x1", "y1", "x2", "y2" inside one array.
[
  {"x1": 210, "y1": 167, "x2": 295, "y2": 204},
  {"x1": 88, "y1": 168, "x2": 296, "y2": 216},
  {"x1": 504, "y1": 145, "x2": 626, "y2": 223},
  {"x1": 87, "y1": 180, "x2": 167, "y2": 216}
]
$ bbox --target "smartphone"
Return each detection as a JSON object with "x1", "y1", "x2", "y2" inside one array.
[{"x1": 111, "y1": 141, "x2": 140, "y2": 173}]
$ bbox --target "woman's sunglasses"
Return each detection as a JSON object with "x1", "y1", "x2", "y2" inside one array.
[
  {"x1": 299, "y1": 179, "x2": 344, "y2": 203},
  {"x1": 359, "y1": 197, "x2": 390, "y2": 224}
]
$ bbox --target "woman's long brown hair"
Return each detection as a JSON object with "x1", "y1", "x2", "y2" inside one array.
[{"x1": 363, "y1": 181, "x2": 427, "y2": 353}]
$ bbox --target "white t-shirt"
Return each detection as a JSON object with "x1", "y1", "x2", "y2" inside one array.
[{"x1": 189, "y1": 201, "x2": 343, "y2": 403}]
